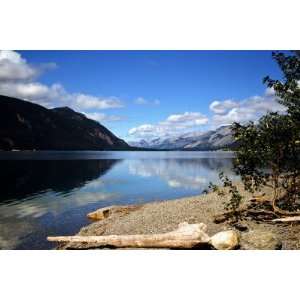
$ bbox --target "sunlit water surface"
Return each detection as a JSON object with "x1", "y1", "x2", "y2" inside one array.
[{"x1": 0, "y1": 151, "x2": 237, "y2": 249}]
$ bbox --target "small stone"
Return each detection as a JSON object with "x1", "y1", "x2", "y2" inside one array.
[
  {"x1": 240, "y1": 230, "x2": 282, "y2": 250},
  {"x1": 210, "y1": 230, "x2": 240, "y2": 250},
  {"x1": 234, "y1": 223, "x2": 248, "y2": 232},
  {"x1": 213, "y1": 214, "x2": 228, "y2": 224}
]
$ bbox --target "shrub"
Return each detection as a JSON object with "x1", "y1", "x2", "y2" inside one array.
[{"x1": 231, "y1": 51, "x2": 300, "y2": 214}]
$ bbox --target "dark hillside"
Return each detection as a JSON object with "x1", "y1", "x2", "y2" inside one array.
[{"x1": 0, "y1": 95, "x2": 130, "y2": 151}]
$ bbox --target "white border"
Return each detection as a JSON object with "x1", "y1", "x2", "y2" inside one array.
[
  {"x1": 1, "y1": 0, "x2": 299, "y2": 50},
  {"x1": 1, "y1": 250, "x2": 300, "y2": 300},
  {"x1": 1, "y1": 0, "x2": 300, "y2": 299}
]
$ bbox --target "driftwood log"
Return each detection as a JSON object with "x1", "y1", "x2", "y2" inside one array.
[
  {"x1": 87, "y1": 205, "x2": 140, "y2": 221},
  {"x1": 272, "y1": 216, "x2": 300, "y2": 222},
  {"x1": 48, "y1": 222, "x2": 211, "y2": 249}
]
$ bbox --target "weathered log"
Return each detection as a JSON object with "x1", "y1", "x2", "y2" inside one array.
[
  {"x1": 251, "y1": 194, "x2": 270, "y2": 203},
  {"x1": 272, "y1": 216, "x2": 300, "y2": 222},
  {"x1": 47, "y1": 222, "x2": 210, "y2": 249},
  {"x1": 87, "y1": 205, "x2": 140, "y2": 221}
]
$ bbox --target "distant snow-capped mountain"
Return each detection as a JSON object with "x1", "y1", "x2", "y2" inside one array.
[{"x1": 128, "y1": 125, "x2": 235, "y2": 150}]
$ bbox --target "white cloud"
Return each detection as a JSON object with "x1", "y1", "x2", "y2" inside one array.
[
  {"x1": 130, "y1": 88, "x2": 286, "y2": 140},
  {"x1": 209, "y1": 99, "x2": 237, "y2": 114},
  {"x1": 134, "y1": 97, "x2": 160, "y2": 105},
  {"x1": 84, "y1": 112, "x2": 123, "y2": 122},
  {"x1": 0, "y1": 50, "x2": 124, "y2": 122},
  {"x1": 134, "y1": 97, "x2": 147, "y2": 105},
  {"x1": 129, "y1": 112, "x2": 208, "y2": 139},
  {"x1": 0, "y1": 50, "x2": 56, "y2": 82},
  {"x1": 164, "y1": 112, "x2": 208, "y2": 126},
  {"x1": 265, "y1": 87, "x2": 276, "y2": 97},
  {"x1": 129, "y1": 124, "x2": 155, "y2": 136},
  {"x1": 210, "y1": 89, "x2": 286, "y2": 127},
  {"x1": 74, "y1": 94, "x2": 123, "y2": 110},
  {"x1": 0, "y1": 50, "x2": 38, "y2": 81},
  {"x1": 0, "y1": 81, "x2": 65, "y2": 107}
]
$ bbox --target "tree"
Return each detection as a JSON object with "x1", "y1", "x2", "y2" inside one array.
[
  {"x1": 231, "y1": 51, "x2": 300, "y2": 214},
  {"x1": 264, "y1": 51, "x2": 300, "y2": 120}
]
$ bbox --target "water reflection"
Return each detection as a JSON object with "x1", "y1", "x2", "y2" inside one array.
[
  {"x1": 0, "y1": 159, "x2": 120, "y2": 249},
  {"x1": 0, "y1": 151, "x2": 237, "y2": 249},
  {"x1": 0, "y1": 159, "x2": 120, "y2": 202},
  {"x1": 128, "y1": 158, "x2": 236, "y2": 190}
]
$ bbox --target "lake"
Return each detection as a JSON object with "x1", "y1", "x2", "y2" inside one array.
[{"x1": 0, "y1": 151, "x2": 237, "y2": 249}]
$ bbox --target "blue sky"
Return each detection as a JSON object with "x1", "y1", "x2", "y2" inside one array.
[{"x1": 0, "y1": 50, "x2": 287, "y2": 141}]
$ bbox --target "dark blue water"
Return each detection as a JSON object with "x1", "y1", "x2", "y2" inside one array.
[{"x1": 0, "y1": 151, "x2": 236, "y2": 249}]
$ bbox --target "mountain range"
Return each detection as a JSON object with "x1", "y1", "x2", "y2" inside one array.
[
  {"x1": 0, "y1": 94, "x2": 236, "y2": 151},
  {"x1": 129, "y1": 125, "x2": 236, "y2": 150},
  {"x1": 0, "y1": 95, "x2": 130, "y2": 151}
]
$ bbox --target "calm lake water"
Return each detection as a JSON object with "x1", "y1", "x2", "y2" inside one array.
[{"x1": 0, "y1": 151, "x2": 236, "y2": 249}]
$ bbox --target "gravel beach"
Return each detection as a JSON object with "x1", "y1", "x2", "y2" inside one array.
[{"x1": 59, "y1": 183, "x2": 300, "y2": 250}]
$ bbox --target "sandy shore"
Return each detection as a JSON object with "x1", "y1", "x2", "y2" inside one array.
[{"x1": 59, "y1": 183, "x2": 300, "y2": 250}]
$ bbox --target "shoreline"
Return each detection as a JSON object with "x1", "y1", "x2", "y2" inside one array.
[{"x1": 58, "y1": 183, "x2": 300, "y2": 250}]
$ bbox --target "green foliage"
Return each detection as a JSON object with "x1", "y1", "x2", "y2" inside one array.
[
  {"x1": 264, "y1": 51, "x2": 300, "y2": 120},
  {"x1": 207, "y1": 172, "x2": 243, "y2": 216},
  {"x1": 207, "y1": 181, "x2": 223, "y2": 194},
  {"x1": 204, "y1": 51, "x2": 300, "y2": 215},
  {"x1": 231, "y1": 51, "x2": 300, "y2": 211},
  {"x1": 219, "y1": 172, "x2": 243, "y2": 213}
]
